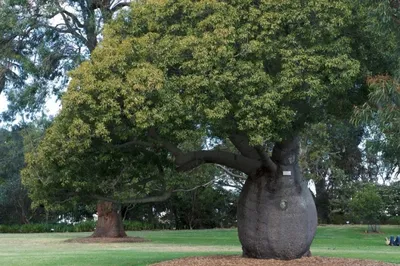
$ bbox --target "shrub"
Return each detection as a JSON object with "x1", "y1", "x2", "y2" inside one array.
[
  {"x1": 123, "y1": 220, "x2": 155, "y2": 231},
  {"x1": 0, "y1": 220, "x2": 158, "y2": 233},
  {"x1": 74, "y1": 221, "x2": 95, "y2": 232},
  {"x1": 387, "y1": 216, "x2": 400, "y2": 225}
]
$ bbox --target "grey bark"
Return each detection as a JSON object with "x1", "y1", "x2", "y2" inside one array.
[
  {"x1": 237, "y1": 137, "x2": 317, "y2": 259},
  {"x1": 124, "y1": 131, "x2": 318, "y2": 260}
]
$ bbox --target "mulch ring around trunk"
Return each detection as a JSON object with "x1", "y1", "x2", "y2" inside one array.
[
  {"x1": 151, "y1": 255, "x2": 397, "y2": 266},
  {"x1": 65, "y1": 236, "x2": 150, "y2": 243}
]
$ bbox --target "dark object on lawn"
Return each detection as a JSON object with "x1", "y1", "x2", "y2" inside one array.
[{"x1": 388, "y1": 236, "x2": 400, "y2": 246}]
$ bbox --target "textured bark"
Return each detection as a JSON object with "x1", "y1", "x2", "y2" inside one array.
[
  {"x1": 91, "y1": 201, "x2": 127, "y2": 238},
  {"x1": 237, "y1": 137, "x2": 317, "y2": 259}
]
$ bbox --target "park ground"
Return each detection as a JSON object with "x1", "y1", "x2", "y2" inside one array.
[{"x1": 0, "y1": 225, "x2": 399, "y2": 266}]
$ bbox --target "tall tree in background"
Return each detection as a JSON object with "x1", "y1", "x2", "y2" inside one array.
[
  {"x1": 1, "y1": 0, "x2": 133, "y2": 231},
  {"x1": 0, "y1": 119, "x2": 49, "y2": 224},
  {"x1": 0, "y1": 0, "x2": 131, "y2": 120},
  {"x1": 24, "y1": 0, "x2": 399, "y2": 260},
  {"x1": 300, "y1": 120, "x2": 364, "y2": 224},
  {"x1": 352, "y1": 0, "x2": 400, "y2": 182},
  {"x1": 0, "y1": 126, "x2": 30, "y2": 224}
]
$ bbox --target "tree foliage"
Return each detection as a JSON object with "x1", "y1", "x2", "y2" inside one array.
[
  {"x1": 0, "y1": 0, "x2": 131, "y2": 120},
  {"x1": 22, "y1": 0, "x2": 399, "y2": 215},
  {"x1": 0, "y1": 119, "x2": 49, "y2": 224},
  {"x1": 353, "y1": 76, "x2": 400, "y2": 180},
  {"x1": 20, "y1": 2, "x2": 400, "y2": 254},
  {"x1": 349, "y1": 184, "x2": 384, "y2": 227}
]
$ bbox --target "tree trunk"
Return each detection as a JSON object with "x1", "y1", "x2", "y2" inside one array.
[
  {"x1": 237, "y1": 137, "x2": 317, "y2": 259},
  {"x1": 91, "y1": 201, "x2": 127, "y2": 238},
  {"x1": 315, "y1": 178, "x2": 330, "y2": 224}
]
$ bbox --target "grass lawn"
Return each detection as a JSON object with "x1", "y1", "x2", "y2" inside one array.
[{"x1": 0, "y1": 225, "x2": 399, "y2": 265}]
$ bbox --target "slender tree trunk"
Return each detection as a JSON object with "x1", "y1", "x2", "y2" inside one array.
[
  {"x1": 315, "y1": 178, "x2": 330, "y2": 224},
  {"x1": 237, "y1": 137, "x2": 317, "y2": 259},
  {"x1": 91, "y1": 201, "x2": 127, "y2": 238}
]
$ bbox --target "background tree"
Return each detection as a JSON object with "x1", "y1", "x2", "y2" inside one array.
[
  {"x1": 25, "y1": 0, "x2": 399, "y2": 259},
  {"x1": 352, "y1": 0, "x2": 400, "y2": 180},
  {"x1": 166, "y1": 178, "x2": 238, "y2": 230},
  {"x1": 0, "y1": 0, "x2": 134, "y2": 231},
  {"x1": 0, "y1": 0, "x2": 131, "y2": 120},
  {"x1": 22, "y1": 116, "x2": 175, "y2": 237},
  {"x1": 0, "y1": 119, "x2": 49, "y2": 224},
  {"x1": 300, "y1": 120, "x2": 365, "y2": 224},
  {"x1": 349, "y1": 184, "x2": 384, "y2": 232},
  {"x1": 379, "y1": 181, "x2": 400, "y2": 221},
  {"x1": 0, "y1": 126, "x2": 31, "y2": 224},
  {"x1": 22, "y1": 113, "x2": 221, "y2": 237}
]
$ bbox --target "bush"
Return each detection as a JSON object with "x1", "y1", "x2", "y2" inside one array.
[
  {"x1": 0, "y1": 220, "x2": 158, "y2": 233},
  {"x1": 329, "y1": 213, "x2": 346, "y2": 224},
  {"x1": 123, "y1": 220, "x2": 155, "y2": 231},
  {"x1": 387, "y1": 216, "x2": 400, "y2": 225},
  {"x1": 74, "y1": 221, "x2": 95, "y2": 232}
]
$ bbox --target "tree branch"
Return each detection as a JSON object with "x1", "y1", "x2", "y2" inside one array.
[
  {"x1": 255, "y1": 146, "x2": 277, "y2": 173},
  {"x1": 94, "y1": 191, "x2": 173, "y2": 204},
  {"x1": 114, "y1": 139, "x2": 154, "y2": 149},
  {"x1": 148, "y1": 127, "x2": 182, "y2": 156},
  {"x1": 216, "y1": 164, "x2": 247, "y2": 180},
  {"x1": 60, "y1": 9, "x2": 85, "y2": 29},
  {"x1": 175, "y1": 150, "x2": 260, "y2": 175},
  {"x1": 56, "y1": 4, "x2": 88, "y2": 45},
  {"x1": 111, "y1": 0, "x2": 131, "y2": 11},
  {"x1": 173, "y1": 178, "x2": 215, "y2": 192},
  {"x1": 94, "y1": 177, "x2": 216, "y2": 205},
  {"x1": 229, "y1": 134, "x2": 260, "y2": 160}
]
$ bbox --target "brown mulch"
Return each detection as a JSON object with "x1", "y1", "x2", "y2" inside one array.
[
  {"x1": 151, "y1": 255, "x2": 398, "y2": 266},
  {"x1": 64, "y1": 236, "x2": 149, "y2": 243}
]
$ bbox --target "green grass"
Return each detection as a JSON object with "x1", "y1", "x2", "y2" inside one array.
[{"x1": 0, "y1": 225, "x2": 399, "y2": 265}]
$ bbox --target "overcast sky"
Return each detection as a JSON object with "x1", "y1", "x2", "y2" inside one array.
[{"x1": 0, "y1": 93, "x2": 60, "y2": 125}]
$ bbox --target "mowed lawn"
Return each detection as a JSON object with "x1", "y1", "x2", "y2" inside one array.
[{"x1": 0, "y1": 225, "x2": 399, "y2": 266}]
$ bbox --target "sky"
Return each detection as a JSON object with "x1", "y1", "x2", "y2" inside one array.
[
  {"x1": 0, "y1": 93, "x2": 7, "y2": 114},
  {"x1": 0, "y1": 93, "x2": 60, "y2": 125}
]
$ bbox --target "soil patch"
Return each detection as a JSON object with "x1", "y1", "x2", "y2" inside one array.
[
  {"x1": 151, "y1": 255, "x2": 398, "y2": 266},
  {"x1": 65, "y1": 236, "x2": 149, "y2": 243}
]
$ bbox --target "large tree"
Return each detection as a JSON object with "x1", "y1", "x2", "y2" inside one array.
[
  {"x1": 22, "y1": 116, "x2": 217, "y2": 237},
  {"x1": 24, "y1": 0, "x2": 398, "y2": 259},
  {"x1": 22, "y1": 121, "x2": 177, "y2": 237}
]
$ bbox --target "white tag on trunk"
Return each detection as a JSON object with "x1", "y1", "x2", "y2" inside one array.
[{"x1": 283, "y1": 171, "x2": 291, "y2": 176}]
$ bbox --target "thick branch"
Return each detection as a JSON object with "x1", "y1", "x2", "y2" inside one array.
[
  {"x1": 60, "y1": 9, "x2": 85, "y2": 29},
  {"x1": 94, "y1": 191, "x2": 172, "y2": 204},
  {"x1": 229, "y1": 134, "x2": 260, "y2": 160},
  {"x1": 115, "y1": 139, "x2": 154, "y2": 149},
  {"x1": 255, "y1": 146, "x2": 277, "y2": 172},
  {"x1": 147, "y1": 129, "x2": 260, "y2": 174},
  {"x1": 148, "y1": 127, "x2": 182, "y2": 156},
  {"x1": 52, "y1": 11, "x2": 87, "y2": 45},
  {"x1": 175, "y1": 150, "x2": 260, "y2": 175}
]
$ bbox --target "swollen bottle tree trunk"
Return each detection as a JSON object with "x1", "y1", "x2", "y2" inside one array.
[
  {"x1": 151, "y1": 131, "x2": 317, "y2": 260},
  {"x1": 92, "y1": 201, "x2": 127, "y2": 238},
  {"x1": 237, "y1": 138, "x2": 317, "y2": 259}
]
